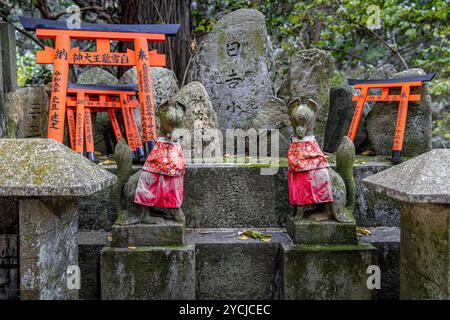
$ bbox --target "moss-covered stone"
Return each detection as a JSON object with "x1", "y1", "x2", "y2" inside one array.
[
  {"x1": 100, "y1": 245, "x2": 195, "y2": 300},
  {"x1": 111, "y1": 222, "x2": 184, "y2": 247},
  {"x1": 282, "y1": 242, "x2": 377, "y2": 300},
  {"x1": 287, "y1": 216, "x2": 357, "y2": 245}
]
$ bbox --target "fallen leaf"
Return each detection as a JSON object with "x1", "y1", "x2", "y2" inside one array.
[{"x1": 356, "y1": 227, "x2": 371, "y2": 236}]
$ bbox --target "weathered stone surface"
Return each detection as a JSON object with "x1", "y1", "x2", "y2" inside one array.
[
  {"x1": 19, "y1": 198, "x2": 78, "y2": 300},
  {"x1": 363, "y1": 149, "x2": 450, "y2": 203},
  {"x1": 361, "y1": 227, "x2": 400, "y2": 300},
  {"x1": 182, "y1": 165, "x2": 289, "y2": 228},
  {"x1": 78, "y1": 244, "x2": 103, "y2": 300},
  {"x1": 287, "y1": 216, "x2": 357, "y2": 245},
  {"x1": 0, "y1": 234, "x2": 18, "y2": 300},
  {"x1": 187, "y1": 228, "x2": 290, "y2": 299},
  {"x1": 282, "y1": 243, "x2": 377, "y2": 300},
  {"x1": 324, "y1": 86, "x2": 368, "y2": 153},
  {"x1": 111, "y1": 222, "x2": 184, "y2": 247},
  {"x1": 286, "y1": 49, "x2": 334, "y2": 147},
  {"x1": 78, "y1": 231, "x2": 109, "y2": 300},
  {"x1": 119, "y1": 66, "x2": 178, "y2": 109},
  {"x1": 79, "y1": 186, "x2": 116, "y2": 231},
  {"x1": 0, "y1": 139, "x2": 116, "y2": 196},
  {"x1": 6, "y1": 85, "x2": 50, "y2": 139},
  {"x1": 77, "y1": 67, "x2": 118, "y2": 85},
  {"x1": 101, "y1": 245, "x2": 195, "y2": 300},
  {"x1": 188, "y1": 9, "x2": 273, "y2": 133},
  {"x1": 252, "y1": 97, "x2": 292, "y2": 156},
  {"x1": 400, "y1": 202, "x2": 450, "y2": 299},
  {"x1": 365, "y1": 68, "x2": 433, "y2": 157},
  {"x1": 354, "y1": 162, "x2": 400, "y2": 227},
  {"x1": 0, "y1": 197, "x2": 18, "y2": 234},
  {"x1": 174, "y1": 81, "x2": 218, "y2": 133}
]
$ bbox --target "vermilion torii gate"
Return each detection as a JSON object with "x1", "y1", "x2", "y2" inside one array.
[{"x1": 20, "y1": 16, "x2": 180, "y2": 153}]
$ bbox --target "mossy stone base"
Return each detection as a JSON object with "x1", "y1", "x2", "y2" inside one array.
[
  {"x1": 286, "y1": 216, "x2": 357, "y2": 244},
  {"x1": 282, "y1": 243, "x2": 377, "y2": 300},
  {"x1": 100, "y1": 245, "x2": 195, "y2": 300},
  {"x1": 111, "y1": 222, "x2": 184, "y2": 247}
]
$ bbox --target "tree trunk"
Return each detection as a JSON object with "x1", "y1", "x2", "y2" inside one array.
[{"x1": 119, "y1": 0, "x2": 192, "y2": 85}]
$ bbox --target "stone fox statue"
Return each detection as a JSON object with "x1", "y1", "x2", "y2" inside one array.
[
  {"x1": 288, "y1": 96, "x2": 356, "y2": 223},
  {"x1": 114, "y1": 99, "x2": 187, "y2": 225}
]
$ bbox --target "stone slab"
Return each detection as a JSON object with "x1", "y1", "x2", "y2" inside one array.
[
  {"x1": 360, "y1": 227, "x2": 400, "y2": 300},
  {"x1": 0, "y1": 234, "x2": 18, "y2": 300},
  {"x1": 282, "y1": 242, "x2": 377, "y2": 300},
  {"x1": 101, "y1": 245, "x2": 195, "y2": 300},
  {"x1": 111, "y1": 222, "x2": 184, "y2": 247},
  {"x1": 0, "y1": 138, "x2": 116, "y2": 196},
  {"x1": 186, "y1": 228, "x2": 291, "y2": 300},
  {"x1": 399, "y1": 202, "x2": 450, "y2": 299},
  {"x1": 19, "y1": 198, "x2": 78, "y2": 300},
  {"x1": 286, "y1": 216, "x2": 357, "y2": 245}
]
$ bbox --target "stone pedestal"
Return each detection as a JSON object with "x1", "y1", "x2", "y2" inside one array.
[
  {"x1": 284, "y1": 212, "x2": 376, "y2": 299},
  {"x1": 287, "y1": 216, "x2": 357, "y2": 244},
  {"x1": 111, "y1": 221, "x2": 184, "y2": 247},
  {"x1": 0, "y1": 139, "x2": 116, "y2": 300},
  {"x1": 101, "y1": 222, "x2": 195, "y2": 300},
  {"x1": 363, "y1": 149, "x2": 450, "y2": 299},
  {"x1": 282, "y1": 243, "x2": 377, "y2": 300}
]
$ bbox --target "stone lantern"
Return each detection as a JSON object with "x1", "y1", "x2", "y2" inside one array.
[
  {"x1": 363, "y1": 149, "x2": 450, "y2": 299},
  {"x1": 0, "y1": 139, "x2": 116, "y2": 299}
]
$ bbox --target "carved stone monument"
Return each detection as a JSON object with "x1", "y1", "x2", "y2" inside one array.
[
  {"x1": 0, "y1": 138, "x2": 116, "y2": 299},
  {"x1": 188, "y1": 9, "x2": 274, "y2": 133}
]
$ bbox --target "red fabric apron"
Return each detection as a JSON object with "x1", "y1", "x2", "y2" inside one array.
[
  {"x1": 134, "y1": 138, "x2": 185, "y2": 208},
  {"x1": 287, "y1": 136, "x2": 333, "y2": 206}
]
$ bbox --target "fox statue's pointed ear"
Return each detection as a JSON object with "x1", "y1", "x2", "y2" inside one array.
[
  {"x1": 176, "y1": 100, "x2": 187, "y2": 113},
  {"x1": 306, "y1": 98, "x2": 318, "y2": 114},
  {"x1": 158, "y1": 100, "x2": 169, "y2": 116},
  {"x1": 287, "y1": 97, "x2": 301, "y2": 112}
]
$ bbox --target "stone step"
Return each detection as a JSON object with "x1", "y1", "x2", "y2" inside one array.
[
  {"x1": 77, "y1": 226, "x2": 400, "y2": 300},
  {"x1": 79, "y1": 159, "x2": 401, "y2": 231},
  {"x1": 186, "y1": 228, "x2": 291, "y2": 300}
]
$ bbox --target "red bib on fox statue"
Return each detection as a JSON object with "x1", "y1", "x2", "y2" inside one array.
[
  {"x1": 134, "y1": 138, "x2": 185, "y2": 208},
  {"x1": 287, "y1": 135, "x2": 333, "y2": 206}
]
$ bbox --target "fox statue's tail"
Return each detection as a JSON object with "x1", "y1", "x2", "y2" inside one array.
[
  {"x1": 336, "y1": 136, "x2": 356, "y2": 216},
  {"x1": 113, "y1": 138, "x2": 134, "y2": 224}
]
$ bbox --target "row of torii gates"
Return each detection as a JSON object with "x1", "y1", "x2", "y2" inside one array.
[{"x1": 21, "y1": 16, "x2": 180, "y2": 160}]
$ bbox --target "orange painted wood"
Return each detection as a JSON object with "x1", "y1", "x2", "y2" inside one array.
[
  {"x1": 347, "y1": 86, "x2": 368, "y2": 141},
  {"x1": 36, "y1": 29, "x2": 166, "y2": 42},
  {"x1": 47, "y1": 35, "x2": 70, "y2": 142},
  {"x1": 120, "y1": 94, "x2": 137, "y2": 151},
  {"x1": 108, "y1": 110, "x2": 123, "y2": 142},
  {"x1": 75, "y1": 92, "x2": 85, "y2": 153},
  {"x1": 36, "y1": 47, "x2": 166, "y2": 67},
  {"x1": 392, "y1": 85, "x2": 411, "y2": 152},
  {"x1": 84, "y1": 109, "x2": 95, "y2": 153},
  {"x1": 134, "y1": 37, "x2": 157, "y2": 143},
  {"x1": 66, "y1": 108, "x2": 76, "y2": 150}
]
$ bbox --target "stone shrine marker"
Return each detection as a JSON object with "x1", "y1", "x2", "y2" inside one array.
[
  {"x1": 0, "y1": 139, "x2": 116, "y2": 299},
  {"x1": 188, "y1": 9, "x2": 273, "y2": 133},
  {"x1": 363, "y1": 149, "x2": 450, "y2": 299}
]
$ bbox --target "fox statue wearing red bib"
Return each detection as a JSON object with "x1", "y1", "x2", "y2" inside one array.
[
  {"x1": 288, "y1": 97, "x2": 356, "y2": 223},
  {"x1": 114, "y1": 99, "x2": 187, "y2": 225}
]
